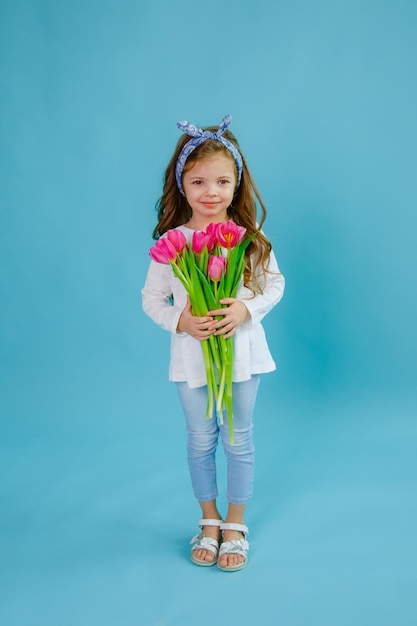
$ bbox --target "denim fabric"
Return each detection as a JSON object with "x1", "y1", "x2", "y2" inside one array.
[{"x1": 176, "y1": 376, "x2": 260, "y2": 505}]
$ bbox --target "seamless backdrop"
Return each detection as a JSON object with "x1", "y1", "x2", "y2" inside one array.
[{"x1": 1, "y1": 1, "x2": 416, "y2": 625}]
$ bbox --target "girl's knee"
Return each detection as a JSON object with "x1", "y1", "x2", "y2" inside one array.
[
  {"x1": 222, "y1": 430, "x2": 254, "y2": 458},
  {"x1": 187, "y1": 429, "x2": 219, "y2": 455}
]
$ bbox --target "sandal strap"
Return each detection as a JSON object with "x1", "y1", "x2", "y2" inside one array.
[
  {"x1": 220, "y1": 522, "x2": 248, "y2": 536},
  {"x1": 190, "y1": 533, "x2": 219, "y2": 556},
  {"x1": 219, "y1": 538, "x2": 249, "y2": 558},
  {"x1": 199, "y1": 518, "x2": 222, "y2": 528}
]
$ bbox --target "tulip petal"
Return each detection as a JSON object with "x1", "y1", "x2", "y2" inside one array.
[
  {"x1": 149, "y1": 238, "x2": 178, "y2": 264},
  {"x1": 167, "y1": 229, "x2": 187, "y2": 253},
  {"x1": 216, "y1": 221, "x2": 247, "y2": 249},
  {"x1": 208, "y1": 255, "x2": 227, "y2": 281}
]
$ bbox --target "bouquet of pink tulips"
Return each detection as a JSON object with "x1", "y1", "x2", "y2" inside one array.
[{"x1": 149, "y1": 221, "x2": 256, "y2": 444}]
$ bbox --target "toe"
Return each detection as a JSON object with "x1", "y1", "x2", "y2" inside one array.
[{"x1": 193, "y1": 548, "x2": 214, "y2": 562}]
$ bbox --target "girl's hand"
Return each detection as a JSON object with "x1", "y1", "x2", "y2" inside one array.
[
  {"x1": 177, "y1": 297, "x2": 214, "y2": 341},
  {"x1": 207, "y1": 298, "x2": 250, "y2": 339}
]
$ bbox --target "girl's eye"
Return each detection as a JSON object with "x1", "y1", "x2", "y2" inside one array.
[
  {"x1": 192, "y1": 180, "x2": 202, "y2": 185},
  {"x1": 219, "y1": 180, "x2": 230, "y2": 185}
]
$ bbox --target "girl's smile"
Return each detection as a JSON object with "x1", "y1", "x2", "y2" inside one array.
[{"x1": 182, "y1": 155, "x2": 237, "y2": 230}]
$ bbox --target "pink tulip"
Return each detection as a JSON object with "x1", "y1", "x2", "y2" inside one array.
[
  {"x1": 149, "y1": 238, "x2": 178, "y2": 264},
  {"x1": 192, "y1": 230, "x2": 215, "y2": 254},
  {"x1": 208, "y1": 255, "x2": 227, "y2": 281},
  {"x1": 166, "y1": 229, "x2": 187, "y2": 254},
  {"x1": 216, "y1": 221, "x2": 246, "y2": 249},
  {"x1": 206, "y1": 222, "x2": 220, "y2": 241}
]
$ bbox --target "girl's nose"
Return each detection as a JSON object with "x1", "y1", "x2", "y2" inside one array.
[{"x1": 206, "y1": 184, "x2": 218, "y2": 196}]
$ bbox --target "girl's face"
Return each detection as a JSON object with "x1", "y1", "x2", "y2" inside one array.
[{"x1": 182, "y1": 154, "x2": 236, "y2": 230}]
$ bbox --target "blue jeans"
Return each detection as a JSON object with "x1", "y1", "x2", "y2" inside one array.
[{"x1": 176, "y1": 376, "x2": 260, "y2": 505}]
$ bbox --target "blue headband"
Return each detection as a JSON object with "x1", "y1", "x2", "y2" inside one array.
[{"x1": 175, "y1": 114, "x2": 243, "y2": 195}]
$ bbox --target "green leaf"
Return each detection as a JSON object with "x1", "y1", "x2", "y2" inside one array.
[{"x1": 195, "y1": 266, "x2": 219, "y2": 311}]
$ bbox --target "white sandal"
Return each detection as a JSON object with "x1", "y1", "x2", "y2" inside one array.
[
  {"x1": 190, "y1": 518, "x2": 222, "y2": 567},
  {"x1": 218, "y1": 522, "x2": 249, "y2": 572}
]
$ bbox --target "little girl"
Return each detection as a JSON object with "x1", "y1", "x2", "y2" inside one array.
[{"x1": 142, "y1": 115, "x2": 285, "y2": 571}]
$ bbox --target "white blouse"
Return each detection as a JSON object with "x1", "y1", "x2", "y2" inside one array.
[{"x1": 141, "y1": 225, "x2": 285, "y2": 388}]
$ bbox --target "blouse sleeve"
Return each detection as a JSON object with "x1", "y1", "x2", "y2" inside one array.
[
  {"x1": 141, "y1": 261, "x2": 183, "y2": 334},
  {"x1": 237, "y1": 249, "x2": 285, "y2": 329}
]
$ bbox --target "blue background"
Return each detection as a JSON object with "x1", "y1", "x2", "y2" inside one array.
[{"x1": 1, "y1": 1, "x2": 416, "y2": 625}]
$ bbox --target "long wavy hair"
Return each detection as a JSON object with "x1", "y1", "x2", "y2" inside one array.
[{"x1": 153, "y1": 126, "x2": 273, "y2": 294}]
